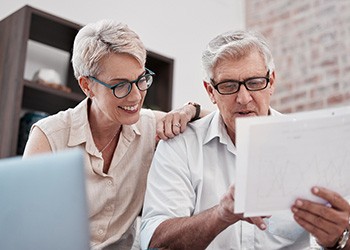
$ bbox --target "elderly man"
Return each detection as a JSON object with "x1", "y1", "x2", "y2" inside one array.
[{"x1": 140, "y1": 30, "x2": 350, "y2": 249}]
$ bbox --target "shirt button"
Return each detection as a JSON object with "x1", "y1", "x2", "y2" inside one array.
[{"x1": 107, "y1": 180, "x2": 113, "y2": 186}]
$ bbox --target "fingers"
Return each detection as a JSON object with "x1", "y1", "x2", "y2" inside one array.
[
  {"x1": 216, "y1": 184, "x2": 267, "y2": 231},
  {"x1": 155, "y1": 102, "x2": 198, "y2": 141},
  {"x1": 246, "y1": 216, "x2": 267, "y2": 230},
  {"x1": 292, "y1": 187, "x2": 349, "y2": 227},
  {"x1": 291, "y1": 186, "x2": 350, "y2": 248},
  {"x1": 229, "y1": 184, "x2": 267, "y2": 230},
  {"x1": 292, "y1": 199, "x2": 340, "y2": 231},
  {"x1": 156, "y1": 112, "x2": 189, "y2": 140},
  {"x1": 221, "y1": 184, "x2": 235, "y2": 213},
  {"x1": 311, "y1": 187, "x2": 349, "y2": 211},
  {"x1": 292, "y1": 204, "x2": 341, "y2": 247},
  {"x1": 229, "y1": 184, "x2": 235, "y2": 200},
  {"x1": 217, "y1": 184, "x2": 240, "y2": 224}
]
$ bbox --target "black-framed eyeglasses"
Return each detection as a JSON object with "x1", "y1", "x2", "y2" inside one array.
[
  {"x1": 89, "y1": 68, "x2": 155, "y2": 98},
  {"x1": 211, "y1": 70, "x2": 270, "y2": 95}
]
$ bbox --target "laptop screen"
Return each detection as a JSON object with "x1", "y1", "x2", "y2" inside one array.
[{"x1": 0, "y1": 149, "x2": 90, "y2": 250}]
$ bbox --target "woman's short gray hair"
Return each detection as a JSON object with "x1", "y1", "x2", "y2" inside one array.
[
  {"x1": 72, "y1": 19, "x2": 146, "y2": 79},
  {"x1": 201, "y1": 30, "x2": 275, "y2": 82}
]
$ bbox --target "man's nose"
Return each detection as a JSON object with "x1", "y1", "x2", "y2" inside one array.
[{"x1": 236, "y1": 85, "x2": 252, "y2": 105}]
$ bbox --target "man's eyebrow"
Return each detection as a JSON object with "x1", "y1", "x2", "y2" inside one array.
[
  {"x1": 219, "y1": 78, "x2": 240, "y2": 82},
  {"x1": 212, "y1": 77, "x2": 240, "y2": 84},
  {"x1": 216, "y1": 73, "x2": 266, "y2": 83}
]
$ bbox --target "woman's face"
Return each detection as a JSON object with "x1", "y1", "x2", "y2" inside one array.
[{"x1": 89, "y1": 53, "x2": 147, "y2": 126}]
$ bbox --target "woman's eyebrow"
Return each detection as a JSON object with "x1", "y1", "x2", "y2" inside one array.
[{"x1": 109, "y1": 70, "x2": 146, "y2": 82}]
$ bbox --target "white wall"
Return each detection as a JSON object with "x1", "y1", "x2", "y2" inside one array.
[{"x1": 0, "y1": 0, "x2": 245, "y2": 111}]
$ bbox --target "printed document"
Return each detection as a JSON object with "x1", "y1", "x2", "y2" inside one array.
[{"x1": 234, "y1": 106, "x2": 350, "y2": 217}]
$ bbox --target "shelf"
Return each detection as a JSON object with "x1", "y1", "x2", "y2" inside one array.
[
  {"x1": 22, "y1": 80, "x2": 85, "y2": 114},
  {"x1": 0, "y1": 5, "x2": 83, "y2": 157},
  {"x1": 0, "y1": 5, "x2": 174, "y2": 158},
  {"x1": 30, "y1": 10, "x2": 80, "y2": 52},
  {"x1": 24, "y1": 80, "x2": 84, "y2": 102}
]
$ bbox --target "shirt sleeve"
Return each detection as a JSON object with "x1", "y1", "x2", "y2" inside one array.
[{"x1": 140, "y1": 137, "x2": 195, "y2": 249}]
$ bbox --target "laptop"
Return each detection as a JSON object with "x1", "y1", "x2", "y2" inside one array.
[{"x1": 0, "y1": 149, "x2": 90, "y2": 250}]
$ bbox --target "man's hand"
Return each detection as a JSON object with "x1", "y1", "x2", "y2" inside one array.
[
  {"x1": 291, "y1": 186, "x2": 350, "y2": 248},
  {"x1": 149, "y1": 184, "x2": 267, "y2": 250},
  {"x1": 216, "y1": 184, "x2": 267, "y2": 230}
]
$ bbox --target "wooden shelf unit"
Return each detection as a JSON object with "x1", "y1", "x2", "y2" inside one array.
[{"x1": 0, "y1": 5, "x2": 173, "y2": 158}]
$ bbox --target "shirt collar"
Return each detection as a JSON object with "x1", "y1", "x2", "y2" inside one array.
[
  {"x1": 203, "y1": 110, "x2": 232, "y2": 146},
  {"x1": 68, "y1": 98, "x2": 90, "y2": 148},
  {"x1": 203, "y1": 107, "x2": 278, "y2": 151}
]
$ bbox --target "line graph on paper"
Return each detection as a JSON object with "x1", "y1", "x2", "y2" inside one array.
[{"x1": 240, "y1": 113, "x2": 350, "y2": 217}]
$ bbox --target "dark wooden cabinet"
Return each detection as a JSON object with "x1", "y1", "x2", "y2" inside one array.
[{"x1": 0, "y1": 5, "x2": 173, "y2": 158}]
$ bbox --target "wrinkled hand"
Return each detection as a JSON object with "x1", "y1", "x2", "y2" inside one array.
[
  {"x1": 291, "y1": 186, "x2": 350, "y2": 248},
  {"x1": 216, "y1": 184, "x2": 267, "y2": 230},
  {"x1": 156, "y1": 104, "x2": 195, "y2": 141}
]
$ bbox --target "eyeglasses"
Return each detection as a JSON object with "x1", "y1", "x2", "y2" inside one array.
[
  {"x1": 211, "y1": 70, "x2": 270, "y2": 95},
  {"x1": 89, "y1": 68, "x2": 155, "y2": 98}
]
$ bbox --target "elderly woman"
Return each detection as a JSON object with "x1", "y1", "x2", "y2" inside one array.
[{"x1": 23, "y1": 20, "x2": 202, "y2": 249}]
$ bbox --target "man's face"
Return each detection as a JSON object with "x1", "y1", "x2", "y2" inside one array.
[{"x1": 204, "y1": 50, "x2": 276, "y2": 142}]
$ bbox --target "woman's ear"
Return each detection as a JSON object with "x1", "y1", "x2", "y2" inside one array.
[
  {"x1": 78, "y1": 76, "x2": 94, "y2": 98},
  {"x1": 203, "y1": 81, "x2": 216, "y2": 104}
]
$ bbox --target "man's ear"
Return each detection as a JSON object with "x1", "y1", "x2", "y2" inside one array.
[
  {"x1": 78, "y1": 76, "x2": 94, "y2": 98},
  {"x1": 268, "y1": 70, "x2": 276, "y2": 96},
  {"x1": 203, "y1": 81, "x2": 216, "y2": 104}
]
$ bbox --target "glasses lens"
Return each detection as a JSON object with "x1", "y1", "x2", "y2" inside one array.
[
  {"x1": 113, "y1": 82, "x2": 131, "y2": 98},
  {"x1": 137, "y1": 74, "x2": 153, "y2": 91},
  {"x1": 217, "y1": 81, "x2": 239, "y2": 94},
  {"x1": 246, "y1": 78, "x2": 268, "y2": 91}
]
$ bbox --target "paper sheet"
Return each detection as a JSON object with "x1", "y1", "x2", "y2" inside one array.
[{"x1": 234, "y1": 106, "x2": 350, "y2": 217}]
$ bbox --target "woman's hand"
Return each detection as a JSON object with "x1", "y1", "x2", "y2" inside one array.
[{"x1": 155, "y1": 103, "x2": 200, "y2": 141}]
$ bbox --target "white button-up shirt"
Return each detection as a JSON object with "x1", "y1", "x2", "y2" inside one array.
[{"x1": 141, "y1": 109, "x2": 314, "y2": 250}]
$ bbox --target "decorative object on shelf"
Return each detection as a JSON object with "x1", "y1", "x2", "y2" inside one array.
[
  {"x1": 17, "y1": 111, "x2": 49, "y2": 155},
  {"x1": 32, "y1": 68, "x2": 61, "y2": 85},
  {"x1": 32, "y1": 68, "x2": 72, "y2": 93}
]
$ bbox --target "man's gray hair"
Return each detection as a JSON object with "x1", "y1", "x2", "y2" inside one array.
[
  {"x1": 72, "y1": 19, "x2": 146, "y2": 79},
  {"x1": 201, "y1": 30, "x2": 275, "y2": 82}
]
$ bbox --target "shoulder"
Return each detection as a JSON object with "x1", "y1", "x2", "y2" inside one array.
[
  {"x1": 132, "y1": 108, "x2": 157, "y2": 138},
  {"x1": 139, "y1": 108, "x2": 156, "y2": 121},
  {"x1": 35, "y1": 99, "x2": 87, "y2": 134},
  {"x1": 185, "y1": 110, "x2": 217, "y2": 137},
  {"x1": 136, "y1": 108, "x2": 156, "y2": 127},
  {"x1": 35, "y1": 108, "x2": 74, "y2": 134},
  {"x1": 32, "y1": 100, "x2": 88, "y2": 151},
  {"x1": 33, "y1": 100, "x2": 89, "y2": 142},
  {"x1": 159, "y1": 111, "x2": 216, "y2": 148}
]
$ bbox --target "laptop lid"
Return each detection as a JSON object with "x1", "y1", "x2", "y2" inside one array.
[{"x1": 0, "y1": 149, "x2": 90, "y2": 250}]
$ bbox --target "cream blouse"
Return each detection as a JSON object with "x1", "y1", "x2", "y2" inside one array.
[{"x1": 33, "y1": 98, "x2": 157, "y2": 249}]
